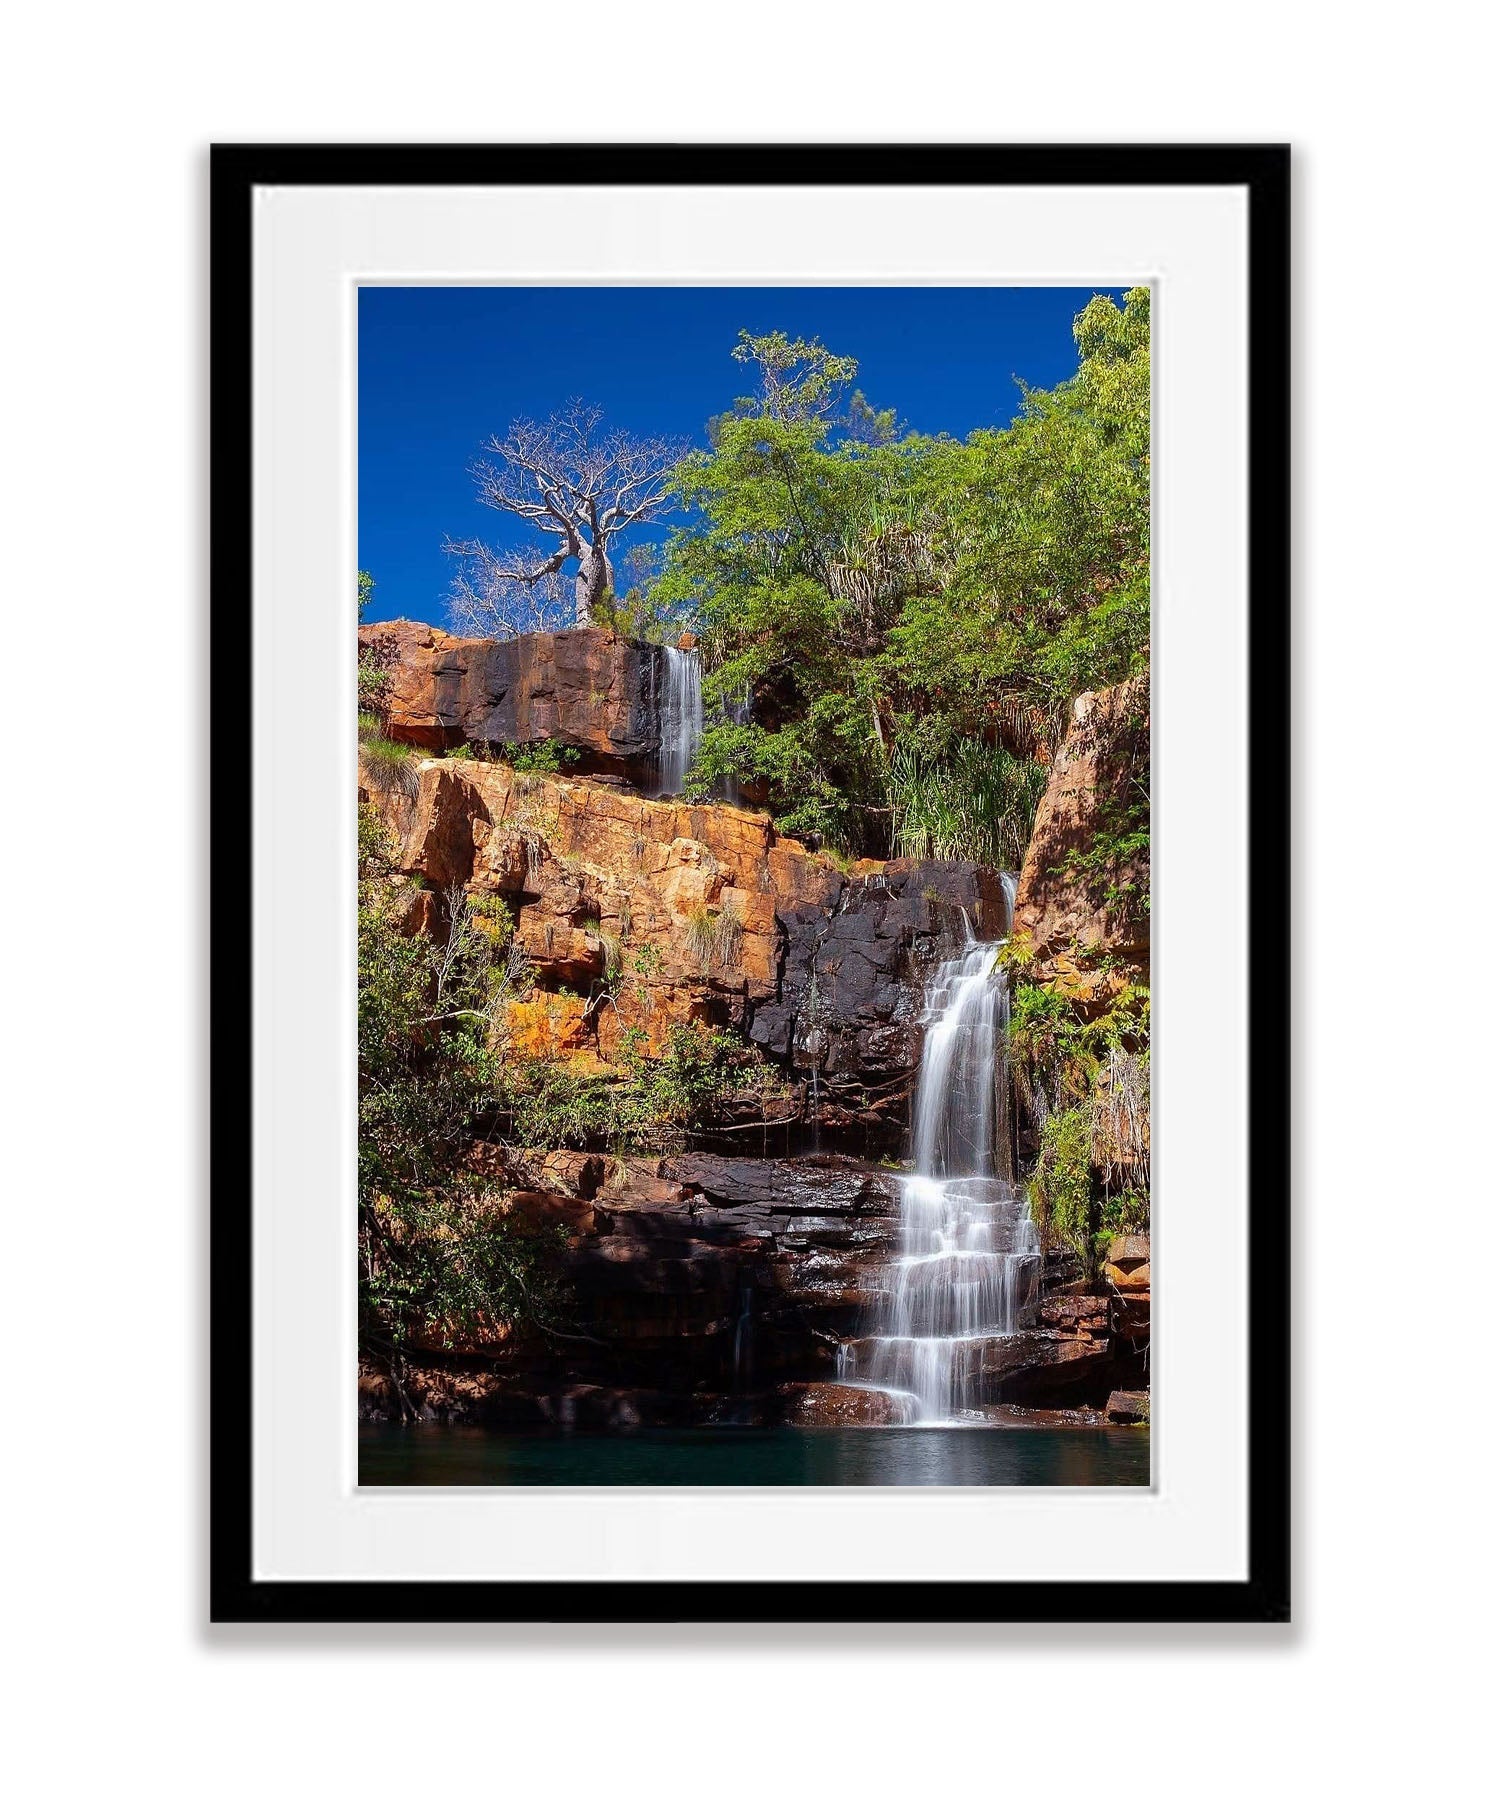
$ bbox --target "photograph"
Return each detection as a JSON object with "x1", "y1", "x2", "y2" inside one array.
[
  {"x1": 12, "y1": 0, "x2": 1496, "y2": 1772},
  {"x1": 354, "y1": 282, "x2": 1153, "y2": 1487}
]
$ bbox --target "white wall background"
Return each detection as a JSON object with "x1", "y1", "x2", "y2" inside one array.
[{"x1": 3, "y1": 5, "x2": 1493, "y2": 1795}]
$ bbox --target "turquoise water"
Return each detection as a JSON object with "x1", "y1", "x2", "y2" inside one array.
[{"x1": 359, "y1": 1423, "x2": 1150, "y2": 1486}]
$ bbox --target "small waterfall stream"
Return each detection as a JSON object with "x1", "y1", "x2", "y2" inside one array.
[
  {"x1": 839, "y1": 882, "x2": 1041, "y2": 1424},
  {"x1": 650, "y1": 644, "x2": 702, "y2": 797}
]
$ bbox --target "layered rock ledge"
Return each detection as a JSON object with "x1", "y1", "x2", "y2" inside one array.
[
  {"x1": 369, "y1": 753, "x2": 1010, "y2": 1142},
  {"x1": 358, "y1": 1149, "x2": 1141, "y2": 1427}
]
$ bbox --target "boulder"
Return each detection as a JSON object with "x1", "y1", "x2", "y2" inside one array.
[
  {"x1": 776, "y1": 1382, "x2": 910, "y2": 1426},
  {"x1": 1105, "y1": 1389, "x2": 1151, "y2": 1424},
  {"x1": 1103, "y1": 1233, "x2": 1151, "y2": 1293},
  {"x1": 1105, "y1": 1233, "x2": 1150, "y2": 1269}
]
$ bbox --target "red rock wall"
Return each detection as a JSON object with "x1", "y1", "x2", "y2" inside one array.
[
  {"x1": 1012, "y1": 673, "x2": 1150, "y2": 1004},
  {"x1": 359, "y1": 619, "x2": 664, "y2": 770}
]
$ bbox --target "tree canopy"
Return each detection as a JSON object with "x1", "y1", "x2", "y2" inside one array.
[
  {"x1": 650, "y1": 291, "x2": 1150, "y2": 851},
  {"x1": 435, "y1": 291, "x2": 1149, "y2": 855}
]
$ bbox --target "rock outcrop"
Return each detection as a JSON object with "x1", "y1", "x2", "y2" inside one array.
[
  {"x1": 1012, "y1": 673, "x2": 1149, "y2": 1006},
  {"x1": 1102, "y1": 1232, "x2": 1151, "y2": 1348},
  {"x1": 359, "y1": 1149, "x2": 1141, "y2": 1426},
  {"x1": 376, "y1": 755, "x2": 1008, "y2": 1143},
  {"x1": 359, "y1": 620, "x2": 668, "y2": 774}
]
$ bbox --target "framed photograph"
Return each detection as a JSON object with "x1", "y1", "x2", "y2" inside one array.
[{"x1": 212, "y1": 143, "x2": 1289, "y2": 1623}]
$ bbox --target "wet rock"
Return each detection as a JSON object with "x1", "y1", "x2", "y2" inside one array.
[
  {"x1": 976, "y1": 1332, "x2": 1118, "y2": 1404},
  {"x1": 775, "y1": 1382, "x2": 910, "y2": 1426},
  {"x1": 1105, "y1": 1389, "x2": 1151, "y2": 1424}
]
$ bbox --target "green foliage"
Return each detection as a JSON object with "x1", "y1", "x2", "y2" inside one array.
[
  {"x1": 1098, "y1": 1187, "x2": 1150, "y2": 1240},
  {"x1": 1010, "y1": 972, "x2": 1149, "y2": 1071},
  {"x1": 357, "y1": 730, "x2": 421, "y2": 801},
  {"x1": 358, "y1": 568, "x2": 376, "y2": 620},
  {"x1": 1028, "y1": 1106, "x2": 1093, "y2": 1256},
  {"x1": 659, "y1": 289, "x2": 1150, "y2": 856},
  {"x1": 1010, "y1": 969, "x2": 1151, "y2": 1256},
  {"x1": 500, "y1": 1021, "x2": 769, "y2": 1154},
  {"x1": 500, "y1": 1059, "x2": 613, "y2": 1150},
  {"x1": 357, "y1": 812, "x2": 558, "y2": 1367},
  {"x1": 630, "y1": 942, "x2": 664, "y2": 980},
  {"x1": 591, "y1": 543, "x2": 697, "y2": 642},
  {"x1": 886, "y1": 739, "x2": 1047, "y2": 868},
  {"x1": 610, "y1": 1023, "x2": 761, "y2": 1148},
  {"x1": 499, "y1": 739, "x2": 581, "y2": 774},
  {"x1": 357, "y1": 654, "x2": 388, "y2": 709}
]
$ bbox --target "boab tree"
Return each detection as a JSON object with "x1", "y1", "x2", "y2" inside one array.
[{"x1": 446, "y1": 402, "x2": 688, "y2": 635}]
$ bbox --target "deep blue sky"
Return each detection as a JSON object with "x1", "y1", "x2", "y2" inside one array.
[{"x1": 358, "y1": 286, "x2": 1115, "y2": 626}]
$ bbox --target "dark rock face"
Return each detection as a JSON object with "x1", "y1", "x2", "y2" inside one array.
[
  {"x1": 360, "y1": 620, "x2": 672, "y2": 774},
  {"x1": 360, "y1": 1153, "x2": 904, "y2": 1424},
  {"x1": 564, "y1": 1152, "x2": 902, "y2": 1392},
  {"x1": 358, "y1": 1151, "x2": 1144, "y2": 1426},
  {"x1": 754, "y1": 859, "x2": 1015, "y2": 1137}
]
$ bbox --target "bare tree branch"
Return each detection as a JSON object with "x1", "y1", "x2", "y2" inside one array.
[{"x1": 448, "y1": 402, "x2": 688, "y2": 632}]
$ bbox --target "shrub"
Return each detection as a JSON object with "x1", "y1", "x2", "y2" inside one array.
[
  {"x1": 501, "y1": 739, "x2": 581, "y2": 774},
  {"x1": 357, "y1": 811, "x2": 560, "y2": 1378},
  {"x1": 1028, "y1": 1106, "x2": 1093, "y2": 1256},
  {"x1": 498, "y1": 1020, "x2": 769, "y2": 1155}
]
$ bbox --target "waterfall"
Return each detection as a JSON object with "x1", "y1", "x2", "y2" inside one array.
[
  {"x1": 651, "y1": 645, "x2": 702, "y2": 797},
  {"x1": 839, "y1": 880, "x2": 1041, "y2": 1424}
]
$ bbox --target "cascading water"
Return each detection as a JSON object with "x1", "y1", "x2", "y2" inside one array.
[
  {"x1": 838, "y1": 879, "x2": 1041, "y2": 1424},
  {"x1": 651, "y1": 644, "x2": 702, "y2": 797}
]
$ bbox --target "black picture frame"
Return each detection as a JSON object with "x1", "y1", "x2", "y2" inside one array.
[{"x1": 210, "y1": 142, "x2": 1290, "y2": 1626}]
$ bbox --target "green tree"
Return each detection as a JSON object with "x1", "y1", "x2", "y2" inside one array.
[{"x1": 659, "y1": 292, "x2": 1151, "y2": 856}]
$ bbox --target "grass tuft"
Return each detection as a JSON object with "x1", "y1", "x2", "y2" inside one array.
[{"x1": 358, "y1": 732, "x2": 420, "y2": 801}]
